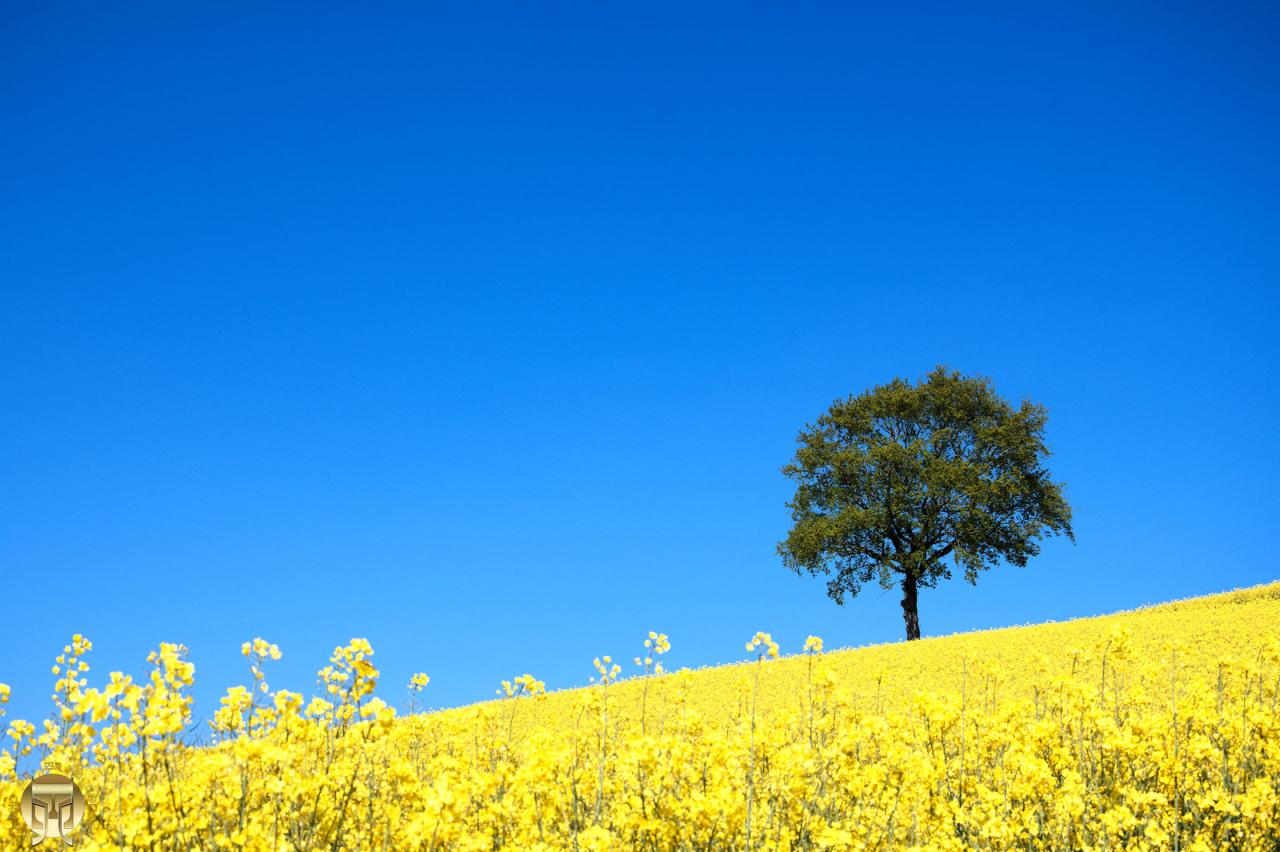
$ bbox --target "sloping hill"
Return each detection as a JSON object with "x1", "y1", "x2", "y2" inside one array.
[
  {"x1": 3, "y1": 582, "x2": 1276, "y2": 850},
  {"x1": 423, "y1": 580, "x2": 1280, "y2": 741}
]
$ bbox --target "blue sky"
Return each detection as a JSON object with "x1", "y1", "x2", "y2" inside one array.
[{"x1": 2, "y1": 3, "x2": 1277, "y2": 729}]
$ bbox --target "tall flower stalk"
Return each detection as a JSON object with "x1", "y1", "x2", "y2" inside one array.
[{"x1": 744, "y1": 631, "x2": 779, "y2": 849}]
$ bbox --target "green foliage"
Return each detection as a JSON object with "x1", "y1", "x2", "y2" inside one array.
[{"x1": 778, "y1": 366, "x2": 1073, "y2": 639}]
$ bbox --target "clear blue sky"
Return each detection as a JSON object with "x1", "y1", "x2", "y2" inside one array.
[{"x1": 2, "y1": 3, "x2": 1277, "y2": 729}]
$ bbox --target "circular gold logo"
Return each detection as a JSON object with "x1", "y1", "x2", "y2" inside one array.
[{"x1": 19, "y1": 773, "x2": 85, "y2": 846}]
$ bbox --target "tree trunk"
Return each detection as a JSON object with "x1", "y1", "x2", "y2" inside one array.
[{"x1": 900, "y1": 572, "x2": 921, "y2": 641}]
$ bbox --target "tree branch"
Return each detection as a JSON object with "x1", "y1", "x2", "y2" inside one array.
[{"x1": 925, "y1": 541, "x2": 955, "y2": 565}]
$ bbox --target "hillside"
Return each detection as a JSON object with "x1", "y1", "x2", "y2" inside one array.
[
  {"x1": 422, "y1": 581, "x2": 1280, "y2": 744},
  {"x1": 2, "y1": 582, "x2": 1277, "y2": 850}
]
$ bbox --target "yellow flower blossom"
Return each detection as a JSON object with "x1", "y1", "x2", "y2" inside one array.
[{"x1": 0, "y1": 583, "x2": 1274, "y2": 849}]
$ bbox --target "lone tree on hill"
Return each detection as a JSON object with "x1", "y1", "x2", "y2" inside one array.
[{"x1": 778, "y1": 367, "x2": 1074, "y2": 641}]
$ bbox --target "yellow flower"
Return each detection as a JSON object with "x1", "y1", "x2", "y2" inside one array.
[
  {"x1": 274, "y1": 690, "x2": 303, "y2": 714},
  {"x1": 746, "y1": 631, "x2": 780, "y2": 659},
  {"x1": 1, "y1": 582, "x2": 1274, "y2": 849}
]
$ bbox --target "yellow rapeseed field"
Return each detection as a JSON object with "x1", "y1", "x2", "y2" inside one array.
[{"x1": 2, "y1": 582, "x2": 1278, "y2": 850}]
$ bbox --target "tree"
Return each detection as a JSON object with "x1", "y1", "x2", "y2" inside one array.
[{"x1": 777, "y1": 367, "x2": 1074, "y2": 641}]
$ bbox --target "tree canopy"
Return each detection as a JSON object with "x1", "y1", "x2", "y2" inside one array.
[{"x1": 778, "y1": 366, "x2": 1074, "y2": 640}]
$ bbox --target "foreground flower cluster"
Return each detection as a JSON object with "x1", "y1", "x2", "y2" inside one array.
[{"x1": 1, "y1": 584, "x2": 1278, "y2": 850}]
